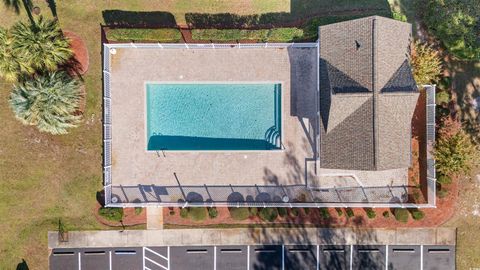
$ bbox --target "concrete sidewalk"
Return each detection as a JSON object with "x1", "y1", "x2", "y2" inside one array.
[{"x1": 48, "y1": 227, "x2": 455, "y2": 249}]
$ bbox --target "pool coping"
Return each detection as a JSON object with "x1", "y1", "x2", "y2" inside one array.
[{"x1": 142, "y1": 81, "x2": 285, "y2": 153}]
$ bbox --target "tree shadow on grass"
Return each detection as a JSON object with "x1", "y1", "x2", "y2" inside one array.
[{"x1": 102, "y1": 10, "x2": 177, "y2": 28}]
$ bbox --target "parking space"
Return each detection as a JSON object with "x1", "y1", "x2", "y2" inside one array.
[
  {"x1": 423, "y1": 245, "x2": 455, "y2": 270},
  {"x1": 353, "y1": 245, "x2": 386, "y2": 270},
  {"x1": 216, "y1": 245, "x2": 248, "y2": 270},
  {"x1": 284, "y1": 245, "x2": 317, "y2": 270},
  {"x1": 50, "y1": 244, "x2": 455, "y2": 270},
  {"x1": 388, "y1": 245, "x2": 421, "y2": 270},
  {"x1": 318, "y1": 245, "x2": 350, "y2": 270},
  {"x1": 170, "y1": 246, "x2": 214, "y2": 270},
  {"x1": 250, "y1": 245, "x2": 282, "y2": 270}
]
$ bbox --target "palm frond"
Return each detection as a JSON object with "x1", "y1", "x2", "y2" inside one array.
[{"x1": 9, "y1": 71, "x2": 82, "y2": 135}]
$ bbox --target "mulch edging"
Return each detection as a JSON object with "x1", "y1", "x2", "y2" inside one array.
[
  {"x1": 63, "y1": 30, "x2": 90, "y2": 75},
  {"x1": 94, "y1": 203, "x2": 147, "y2": 227}
]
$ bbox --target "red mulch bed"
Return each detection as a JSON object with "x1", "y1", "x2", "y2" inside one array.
[
  {"x1": 63, "y1": 30, "x2": 89, "y2": 76},
  {"x1": 94, "y1": 203, "x2": 146, "y2": 227}
]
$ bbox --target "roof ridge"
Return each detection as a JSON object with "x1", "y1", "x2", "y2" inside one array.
[{"x1": 372, "y1": 17, "x2": 378, "y2": 170}]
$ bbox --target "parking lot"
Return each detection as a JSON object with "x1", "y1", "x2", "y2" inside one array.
[{"x1": 50, "y1": 244, "x2": 455, "y2": 270}]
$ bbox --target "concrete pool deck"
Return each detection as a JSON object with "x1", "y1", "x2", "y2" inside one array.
[{"x1": 110, "y1": 46, "x2": 318, "y2": 187}]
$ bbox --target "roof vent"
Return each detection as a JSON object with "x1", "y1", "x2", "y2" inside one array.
[{"x1": 355, "y1": 40, "x2": 361, "y2": 50}]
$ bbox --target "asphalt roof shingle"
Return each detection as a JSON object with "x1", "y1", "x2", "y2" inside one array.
[{"x1": 319, "y1": 16, "x2": 419, "y2": 171}]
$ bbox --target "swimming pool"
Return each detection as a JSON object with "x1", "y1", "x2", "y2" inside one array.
[{"x1": 146, "y1": 83, "x2": 282, "y2": 151}]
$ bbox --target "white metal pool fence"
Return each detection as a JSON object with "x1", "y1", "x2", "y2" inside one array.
[{"x1": 102, "y1": 43, "x2": 436, "y2": 208}]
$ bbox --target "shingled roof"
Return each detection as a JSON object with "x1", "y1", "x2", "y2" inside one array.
[{"x1": 319, "y1": 16, "x2": 419, "y2": 171}]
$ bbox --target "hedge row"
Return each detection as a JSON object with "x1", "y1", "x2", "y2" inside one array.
[
  {"x1": 106, "y1": 28, "x2": 182, "y2": 42},
  {"x1": 191, "y1": 28, "x2": 304, "y2": 42}
]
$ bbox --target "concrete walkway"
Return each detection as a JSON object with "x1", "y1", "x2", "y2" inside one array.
[
  {"x1": 48, "y1": 227, "x2": 455, "y2": 249},
  {"x1": 146, "y1": 207, "x2": 163, "y2": 230}
]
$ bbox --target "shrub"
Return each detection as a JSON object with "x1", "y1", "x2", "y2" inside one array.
[
  {"x1": 436, "y1": 117, "x2": 479, "y2": 176},
  {"x1": 437, "y1": 188, "x2": 449, "y2": 198},
  {"x1": 437, "y1": 174, "x2": 452, "y2": 185},
  {"x1": 382, "y1": 211, "x2": 390, "y2": 218},
  {"x1": 169, "y1": 210, "x2": 175, "y2": 216},
  {"x1": 277, "y1": 207, "x2": 287, "y2": 217},
  {"x1": 208, "y1": 207, "x2": 218, "y2": 219},
  {"x1": 249, "y1": 207, "x2": 258, "y2": 216},
  {"x1": 107, "y1": 28, "x2": 183, "y2": 43},
  {"x1": 436, "y1": 90, "x2": 451, "y2": 106},
  {"x1": 392, "y1": 11, "x2": 407, "y2": 22},
  {"x1": 180, "y1": 208, "x2": 188, "y2": 219},
  {"x1": 229, "y1": 207, "x2": 250, "y2": 221},
  {"x1": 259, "y1": 207, "x2": 279, "y2": 222},
  {"x1": 98, "y1": 207, "x2": 123, "y2": 222},
  {"x1": 335, "y1": 208, "x2": 343, "y2": 216},
  {"x1": 364, "y1": 208, "x2": 376, "y2": 219},
  {"x1": 303, "y1": 208, "x2": 311, "y2": 215},
  {"x1": 319, "y1": 208, "x2": 330, "y2": 219},
  {"x1": 394, "y1": 208, "x2": 409, "y2": 223},
  {"x1": 188, "y1": 208, "x2": 207, "y2": 221},
  {"x1": 290, "y1": 208, "x2": 299, "y2": 217},
  {"x1": 410, "y1": 41, "x2": 442, "y2": 85},
  {"x1": 411, "y1": 209, "x2": 425, "y2": 220},
  {"x1": 134, "y1": 207, "x2": 143, "y2": 215},
  {"x1": 345, "y1": 208, "x2": 354, "y2": 218}
]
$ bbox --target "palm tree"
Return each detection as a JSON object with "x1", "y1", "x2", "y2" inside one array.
[
  {"x1": 3, "y1": 0, "x2": 35, "y2": 26},
  {"x1": 9, "y1": 71, "x2": 82, "y2": 135},
  {"x1": 11, "y1": 16, "x2": 72, "y2": 73},
  {"x1": 0, "y1": 27, "x2": 33, "y2": 82}
]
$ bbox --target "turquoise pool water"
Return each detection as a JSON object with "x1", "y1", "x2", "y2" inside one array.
[{"x1": 146, "y1": 83, "x2": 281, "y2": 150}]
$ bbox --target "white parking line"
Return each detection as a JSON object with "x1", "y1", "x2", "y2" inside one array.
[
  {"x1": 350, "y1": 245, "x2": 353, "y2": 270},
  {"x1": 282, "y1": 245, "x2": 285, "y2": 270},
  {"x1": 247, "y1": 246, "x2": 250, "y2": 270},
  {"x1": 420, "y1": 245, "x2": 424, "y2": 270},
  {"x1": 109, "y1": 251, "x2": 112, "y2": 270},
  {"x1": 214, "y1": 246, "x2": 217, "y2": 270},
  {"x1": 167, "y1": 246, "x2": 170, "y2": 270},
  {"x1": 145, "y1": 247, "x2": 168, "y2": 261},
  {"x1": 78, "y1": 252, "x2": 81, "y2": 270},
  {"x1": 145, "y1": 257, "x2": 168, "y2": 270},
  {"x1": 143, "y1": 247, "x2": 145, "y2": 270},
  {"x1": 385, "y1": 245, "x2": 388, "y2": 270},
  {"x1": 316, "y1": 245, "x2": 319, "y2": 270}
]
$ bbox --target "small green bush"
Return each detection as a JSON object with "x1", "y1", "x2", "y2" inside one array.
[
  {"x1": 319, "y1": 208, "x2": 330, "y2": 219},
  {"x1": 364, "y1": 208, "x2": 376, "y2": 219},
  {"x1": 437, "y1": 188, "x2": 449, "y2": 198},
  {"x1": 436, "y1": 91, "x2": 451, "y2": 106},
  {"x1": 392, "y1": 11, "x2": 407, "y2": 22},
  {"x1": 169, "y1": 210, "x2": 175, "y2": 216},
  {"x1": 277, "y1": 207, "x2": 287, "y2": 217},
  {"x1": 304, "y1": 208, "x2": 311, "y2": 215},
  {"x1": 107, "y1": 28, "x2": 183, "y2": 42},
  {"x1": 394, "y1": 208, "x2": 409, "y2": 223},
  {"x1": 229, "y1": 207, "x2": 250, "y2": 221},
  {"x1": 345, "y1": 208, "x2": 354, "y2": 218},
  {"x1": 208, "y1": 207, "x2": 218, "y2": 219},
  {"x1": 188, "y1": 207, "x2": 207, "y2": 221},
  {"x1": 335, "y1": 208, "x2": 343, "y2": 216},
  {"x1": 437, "y1": 174, "x2": 452, "y2": 185},
  {"x1": 411, "y1": 209, "x2": 425, "y2": 220},
  {"x1": 180, "y1": 208, "x2": 189, "y2": 219},
  {"x1": 134, "y1": 207, "x2": 143, "y2": 215},
  {"x1": 382, "y1": 211, "x2": 390, "y2": 218},
  {"x1": 249, "y1": 207, "x2": 258, "y2": 216},
  {"x1": 290, "y1": 208, "x2": 299, "y2": 217},
  {"x1": 98, "y1": 207, "x2": 123, "y2": 222},
  {"x1": 259, "y1": 207, "x2": 279, "y2": 222}
]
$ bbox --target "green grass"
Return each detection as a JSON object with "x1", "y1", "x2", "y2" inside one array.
[
  {"x1": 106, "y1": 28, "x2": 182, "y2": 42},
  {"x1": 192, "y1": 28, "x2": 303, "y2": 42}
]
